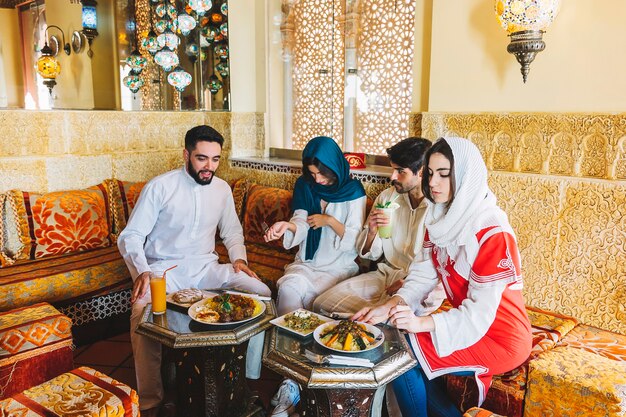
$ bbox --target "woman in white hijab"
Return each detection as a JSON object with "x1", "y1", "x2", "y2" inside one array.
[{"x1": 354, "y1": 137, "x2": 532, "y2": 417}]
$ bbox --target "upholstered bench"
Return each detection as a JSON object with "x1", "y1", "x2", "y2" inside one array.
[
  {"x1": 523, "y1": 346, "x2": 626, "y2": 417},
  {"x1": 0, "y1": 302, "x2": 73, "y2": 398},
  {"x1": 0, "y1": 366, "x2": 139, "y2": 416}
]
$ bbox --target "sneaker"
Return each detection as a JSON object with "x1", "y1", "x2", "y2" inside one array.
[{"x1": 270, "y1": 379, "x2": 300, "y2": 417}]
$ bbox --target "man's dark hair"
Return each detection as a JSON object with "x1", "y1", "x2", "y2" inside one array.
[
  {"x1": 386, "y1": 137, "x2": 432, "y2": 174},
  {"x1": 184, "y1": 125, "x2": 224, "y2": 152},
  {"x1": 422, "y1": 138, "x2": 456, "y2": 208},
  {"x1": 302, "y1": 157, "x2": 338, "y2": 185}
]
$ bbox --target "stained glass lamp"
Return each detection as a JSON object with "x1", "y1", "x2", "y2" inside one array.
[
  {"x1": 81, "y1": 0, "x2": 98, "y2": 58},
  {"x1": 126, "y1": 49, "x2": 147, "y2": 73},
  {"x1": 142, "y1": 30, "x2": 160, "y2": 55},
  {"x1": 167, "y1": 66, "x2": 192, "y2": 92},
  {"x1": 495, "y1": 0, "x2": 561, "y2": 82},
  {"x1": 188, "y1": 0, "x2": 212, "y2": 16},
  {"x1": 177, "y1": 13, "x2": 197, "y2": 36},
  {"x1": 37, "y1": 42, "x2": 61, "y2": 95},
  {"x1": 123, "y1": 69, "x2": 144, "y2": 94},
  {"x1": 155, "y1": 47, "x2": 179, "y2": 72},
  {"x1": 206, "y1": 74, "x2": 223, "y2": 94}
]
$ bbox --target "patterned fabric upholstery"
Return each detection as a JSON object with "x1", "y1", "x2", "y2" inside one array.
[
  {"x1": 557, "y1": 323, "x2": 626, "y2": 361},
  {"x1": 2, "y1": 186, "x2": 112, "y2": 262},
  {"x1": 0, "y1": 366, "x2": 139, "y2": 416},
  {"x1": 0, "y1": 246, "x2": 132, "y2": 311},
  {"x1": 524, "y1": 346, "x2": 626, "y2": 417},
  {"x1": 105, "y1": 179, "x2": 147, "y2": 239},
  {"x1": 243, "y1": 184, "x2": 294, "y2": 248},
  {"x1": 445, "y1": 306, "x2": 579, "y2": 417},
  {"x1": 0, "y1": 303, "x2": 73, "y2": 398},
  {"x1": 463, "y1": 407, "x2": 506, "y2": 417}
]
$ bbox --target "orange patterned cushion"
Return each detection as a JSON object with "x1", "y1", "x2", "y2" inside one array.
[
  {"x1": 243, "y1": 184, "x2": 293, "y2": 248},
  {"x1": 4, "y1": 185, "x2": 112, "y2": 261},
  {"x1": 463, "y1": 407, "x2": 506, "y2": 417},
  {"x1": 106, "y1": 179, "x2": 147, "y2": 238},
  {"x1": 557, "y1": 324, "x2": 626, "y2": 362}
]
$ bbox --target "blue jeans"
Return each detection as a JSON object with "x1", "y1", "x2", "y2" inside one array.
[{"x1": 392, "y1": 365, "x2": 472, "y2": 417}]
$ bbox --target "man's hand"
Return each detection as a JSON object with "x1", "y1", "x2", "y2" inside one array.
[
  {"x1": 264, "y1": 221, "x2": 291, "y2": 242},
  {"x1": 351, "y1": 303, "x2": 392, "y2": 324},
  {"x1": 307, "y1": 214, "x2": 331, "y2": 230},
  {"x1": 131, "y1": 271, "x2": 152, "y2": 303},
  {"x1": 233, "y1": 259, "x2": 260, "y2": 280},
  {"x1": 385, "y1": 279, "x2": 405, "y2": 296},
  {"x1": 367, "y1": 209, "x2": 390, "y2": 235}
]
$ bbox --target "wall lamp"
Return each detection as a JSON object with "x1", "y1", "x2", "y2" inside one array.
[{"x1": 36, "y1": 25, "x2": 70, "y2": 95}]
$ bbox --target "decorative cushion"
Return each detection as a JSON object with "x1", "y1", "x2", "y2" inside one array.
[
  {"x1": 463, "y1": 407, "x2": 506, "y2": 417},
  {"x1": 243, "y1": 184, "x2": 293, "y2": 248},
  {"x1": 231, "y1": 178, "x2": 249, "y2": 222},
  {"x1": 524, "y1": 346, "x2": 626, "y2": 417},
  {"x1": 106, "y1": 179, "x2": 147, "y2": 239},
  {"x1": 2, "y1": 185, "x2": 112, "y2": 262},
  {"x1": 557, "y1": 324, "x2": 626, "y2": 362},
  {"x1": 0, "y1": 246, "x2": 132, "y2": 311},
  {"x1": 0, "y1": 366, "x2": 139, "y2": 416},
  {"x1": 0, "y1": 303, "x2": 73, "y2": 398}
]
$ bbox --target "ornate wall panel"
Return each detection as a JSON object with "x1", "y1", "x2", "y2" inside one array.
[
  {"x1": 354, "y1": 0, "x2": 416, "y2": 154},
  {"x1": 419, "y1": 112, "x2": 626, "y2": 335},
  {"x1": 290, "y1": 0, "x2": 345, "y2": 149}
]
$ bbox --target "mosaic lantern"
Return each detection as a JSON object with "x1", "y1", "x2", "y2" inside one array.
[
  {"x1": 167, "y1": 66, "x2": 192, "y2": 92},
  {"x1": 155, "y1": 3, "x2": 167, "y2": 17},
  {"x1": 142, "y1": 30, "x2": 159, "y2": 55},
  {"x1": 188, "y1": 0, "x2": 212, "y2": 16},
  {"x1": 219, "y1": 22, "x2": 228, "y2": 38},
  {"x1": 185, "y1": 42, "x2": 199, "y2": 57},
  {"x1": 210, "y1": 12, "x2": 223, "y2": 24},
  {"x1": 206, "y1": 74, "x2": 223, "y2": 94},
  {"x1": 166, "y1": 3, "x2": 178, "y2": 20},
  {"x1": 214, "y1": 44, "x2": 228, "y2": 61},
  {"x1": 155, "y1": 19, "x2": 169, "y2": 34},
  {"x1": 215, "y1": 61, "x2": 229, "y2": 78},
  {"x1": 177, "y1": 13, "x2": 196, "y2": 36},
  {"x1": 123, "y1": 69, "x2": 144, "y2": 93},
  {"x1": 154, "y1": 47, "x2": 179, "y2": 71},
  {"x1": 203, "y1": 26, "x2": 222, "y2": 43},
  {"x1": 220, "y1": 2, "x2": 227, "y2": 16},
  {"x1": 157, "y1": 29, "x2": 180, "y2": 49},
  {"x1": 494, "y1": 0, "x2": 561, "y2": 82},
  {"x1": 126, "y1": 49, "x2": 147, "y2": 72},
  {"x1": 36, "y1": 42, "x2": 61, "y2": 94}
]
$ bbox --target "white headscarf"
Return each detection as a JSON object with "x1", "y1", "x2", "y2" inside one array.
[{"x1": 425, "y1": 137, "x2": 513, "y2": 259}]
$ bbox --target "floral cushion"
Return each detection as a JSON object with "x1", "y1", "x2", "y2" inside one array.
[
  {"x1": 557, "y1": 324, "x2": 626, "y2": 362},
  {"x1": 243, "y1": 184, "x2": 293, "y2": 248},
  {"x1": 0, "y1": 366, "x2": 139, "y2": 416},
  {"x1": 2, "y1": 185, "x2": 112, "y2": 262},
  {"x1": 524, "y1": 346, "x2": 626, "y2": 417},
  {"x1": 463, "y1": 407, "x2": 506, "y2": 417},
  {"x1": 105, "y1": 179, "x2": 147, "y2": 238}
]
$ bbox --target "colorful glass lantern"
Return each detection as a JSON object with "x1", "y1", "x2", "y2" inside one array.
[
  {"x1": 155, "y1": 19, "x2": 169, "y2": 34},
  {"x1": 177, "y1": 13, "x2": 197, "y2": 36},
  {"x1": 210, "y1": 12, "x2": 223, "y2": 24},
  {"x1": 81, "y1": 0, "x2": 98, "y2": 57},
  {"x1": 215, "y1": 61, "x2": 229, "y2": 78},
  {"x1": 188, "y1": 0, "x2": 212, "y2": 16},
  {"x1": 185, "y1": 42, "x2": 199, "y2": 57},
  {"x1": 206, "y1": 74, "x2": 223, "y2": 94},
  {"x1": 214, "y1": 44, "x2": 229, "y2": 61},
  {"x1": 202, "y1": 26, "x2": 222, "y2": 43},
  {"x1": 220, "y1": 2, "x2": 227, "y2": 16},
  {"x1": 166, "y1": 3, "x2": 177, "y2": 19},
  {"x1": 155, "y1": 3, "x2": 167, "y2": 17},
  {"x1": 495, "y1": 0, "x2": 561, "y2": 82},
  {"x1": 123, "y1": 69, "x2": 144, "y2": 93},
  {"x1": 167, "y1": 66, "x2": 192, "y2": 92},
  {"x1": 219, "y1": 22, "x2": 228, "y2": 38},
  {"x1": 157, "y1": 29, "x2": 180, "y2": 49},
  {"x1": 154, "y1": 47, "x2": 179, "y2": 71},
  {"x1": 126, "y1": 49, "x2": 147, "y2": 72},
  {"x1": 36, "y1": 42, "x2": 61, "y2": 94},
  {"x1": 142, "y1": 30, "x2": 160, "y2": 55}
]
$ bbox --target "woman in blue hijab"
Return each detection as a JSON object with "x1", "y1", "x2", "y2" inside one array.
[{"x1": 264, "y1": 136, "x2": 367, "y2": 315}]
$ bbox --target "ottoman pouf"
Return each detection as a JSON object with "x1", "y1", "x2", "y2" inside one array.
[
  {"x1": 0, "y1": 302, "x2": 73, "y2": 398},
  {"x1": 524, "y1": 346, "x2": 626, "y2": 417},
  {"x1": 0, "y1": 366, "x2": 139, "y2": 416}
]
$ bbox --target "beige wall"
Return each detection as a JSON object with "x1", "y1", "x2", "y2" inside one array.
[
  {"x1": 428, "y1": 0, "x2": 626, "y2": 112},
  {"x1": 0, "y1": 9, "x2": 23, "y2": 108}
]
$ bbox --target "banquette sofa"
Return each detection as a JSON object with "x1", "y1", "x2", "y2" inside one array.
[{"x1": 1, "y1": 177, "x2": 624, "y2": 416}]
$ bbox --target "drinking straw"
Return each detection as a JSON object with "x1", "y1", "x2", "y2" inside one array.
[{"x1": 163, "y1": 264, "x2": 178, "y2": 278}]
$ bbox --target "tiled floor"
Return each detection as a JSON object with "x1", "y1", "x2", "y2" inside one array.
[{"x1": 73, "y1": 332, "x2": 283, "y2": 413}]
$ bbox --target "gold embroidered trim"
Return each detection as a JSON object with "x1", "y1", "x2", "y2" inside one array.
[{"x1": 0, "y1": 339, "x2": 72, "y2": 367}]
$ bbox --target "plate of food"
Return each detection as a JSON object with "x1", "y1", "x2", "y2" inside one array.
[
  {"x1": 167, "y1": 289, "x2": 210, "y2": 308},
  {"x1": 188, "y1": 293, "x2": 266, "y2": 325},
  {"x1": 270, "y1": 309, "x2": 332, "y2": 337},
  {"x1": 313, "y1": 320, "x2": 384, "y2": 353}
]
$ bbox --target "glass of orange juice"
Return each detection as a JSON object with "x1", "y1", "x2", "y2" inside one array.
[{"x1": 150, "y1": 270, "x2": 167, "y2": 315}]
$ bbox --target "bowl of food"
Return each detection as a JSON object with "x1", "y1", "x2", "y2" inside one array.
[
  {"x1": 188, "y1": 293, "x2": 265, "y2": 325},
  {"x1": 313, "y1": 320, "x2": 384, "y2": 353},
  {"x1": 270, "y1": 309, "x2": 331, "y2": 337}
]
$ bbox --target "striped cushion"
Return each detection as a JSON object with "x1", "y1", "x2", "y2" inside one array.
[
  {"x1": 0, "y1": 246, "x2": 132, "y2": 311},
  {"x1": 0, "y1": 366, "x2": 139, "y2": 416}
]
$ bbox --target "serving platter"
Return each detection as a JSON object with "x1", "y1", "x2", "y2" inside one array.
[
  {"x1": 188, "y1": 293, "x2": 266, "y2": 326},
  {"x1": 313, "y1": 320, "x2": 384, "y2": 353},
  {"x1": 270, "y1": 308, "x2": 332, "y2": 337}
]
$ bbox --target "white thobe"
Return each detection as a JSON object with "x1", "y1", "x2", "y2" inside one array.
[
  {"x1": 313, "y1": 187, "x2": 444, "y2": 315},
  {"x1": 276, "y1": 196, "x2": 367, "y2": 315},
  {"x1": 118, "y1": 167, "x2": 270, "y2": 410}
]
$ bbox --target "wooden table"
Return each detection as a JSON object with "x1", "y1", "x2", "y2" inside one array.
[
  {"x1": 263, "y1": 324, "x2": 417, "y2": 417},
  {"x1": 136, "y1": 300, "x2": 276, "y2": 417}
]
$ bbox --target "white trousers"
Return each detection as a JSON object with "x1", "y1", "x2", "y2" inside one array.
[{"x1": 130, "y1": 263, "x2": 271, "y2": 410}]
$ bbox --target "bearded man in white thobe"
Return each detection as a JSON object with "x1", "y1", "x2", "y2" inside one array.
[
  {"x1": 118, "y1": 125, "x2": 271, "y2": 417},
  {"x1": 313, "y1": 137, "x2": 444, "y2": 316}
]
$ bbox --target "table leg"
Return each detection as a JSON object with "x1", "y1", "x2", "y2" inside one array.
[
  {"x1": 300, "y1": 386, "x2": 386, "y2": 417},
  {"x1": 165, "y1": 342, "x2": 262, "y2": 417}
]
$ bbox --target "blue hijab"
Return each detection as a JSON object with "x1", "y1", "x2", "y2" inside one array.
[{"x1": 292, "y1": 136, "x2": 366, "y2": 260}]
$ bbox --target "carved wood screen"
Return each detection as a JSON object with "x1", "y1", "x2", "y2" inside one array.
[{"x1": 283, "y1": 0, "x2": 416, "y2": 154}]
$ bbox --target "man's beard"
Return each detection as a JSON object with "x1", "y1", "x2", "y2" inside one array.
[
  {"x1": 392, "y1": 180, "x2": 416, "y2": 194},
  {"x1": 187, "y1": 160, "x2": 215, "y2": 185}
]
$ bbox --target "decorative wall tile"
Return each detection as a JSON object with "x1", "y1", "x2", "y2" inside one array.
[
  {"x1": 112, "y1": 151, "x2": 182, "y2": 182},
  {"x1": 0, "y1": 159, "x2": 48, "y2": 192},
  {"x1": 229, "y1": 113, "x2": 265, "y2": 157},
  {"x1": 0, "y1": 111, "x2": 66, "y2": 156},
  {"x1": 45, "y1": 156, "x2": 113, "y2": 192}
]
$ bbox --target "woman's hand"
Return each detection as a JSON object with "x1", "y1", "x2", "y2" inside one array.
[
  {"x1": 390, "y1": 304, "x2": 435, "y2": 333},
  {"x1": 264, "y1": 221, "x2": 293, "y2": 242},
  {"x1": 307, "y1": 214, "x2": 331, "y2": 229},
  {"x1": 352, "y1": 303, "x2": 393, "y2": 324}
]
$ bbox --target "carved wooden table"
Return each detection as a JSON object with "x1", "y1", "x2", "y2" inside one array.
[
  {"x1": 136, "y1": 301, "x2": 276, "y2": 417},
  {"x1": 263, "y1": 324, "x2": 417, "y2": 417}
]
